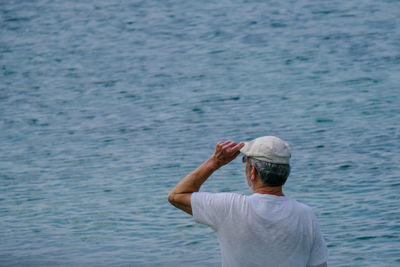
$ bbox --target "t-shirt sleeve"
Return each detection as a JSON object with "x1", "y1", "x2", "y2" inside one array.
[
  {"x1": 307, "y1": 213, "x2": 329, "y2": 266},
  {"x1": 191, "y1": 192, "x2": 234, "y2": 231}
]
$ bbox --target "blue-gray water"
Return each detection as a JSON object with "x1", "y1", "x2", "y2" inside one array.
[{"x1": 1, "y1": 0, "x2": 399, "y2": 266}]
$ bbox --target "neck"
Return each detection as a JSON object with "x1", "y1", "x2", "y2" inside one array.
[{"x1": 253, "y1": 186, "x2": 284, "y2": 196}]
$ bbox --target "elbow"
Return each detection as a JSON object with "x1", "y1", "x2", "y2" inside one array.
[{"x1": 167, "y1": 191, "x2": 175, "y2": 205}]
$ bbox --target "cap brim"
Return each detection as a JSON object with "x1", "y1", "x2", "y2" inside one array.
[{"x1": 240, "y1": 141, "x2": 250, "y2": 155}]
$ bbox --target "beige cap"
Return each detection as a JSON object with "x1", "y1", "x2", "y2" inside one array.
[{"x1": 240, "y1": 136, "x2": 291, "y2": 165}]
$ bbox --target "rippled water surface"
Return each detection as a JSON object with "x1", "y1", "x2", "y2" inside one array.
[{"x1": 1, "y1": 0, "x2": 400, "y2": 266}]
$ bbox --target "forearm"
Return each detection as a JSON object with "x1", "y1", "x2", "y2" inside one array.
[
  {"x1": 169, "y1": 157, "x2": 218, "y2": 196},
  {"x1": 167, "y1": 157, "x2": 218, "y2": 215}
]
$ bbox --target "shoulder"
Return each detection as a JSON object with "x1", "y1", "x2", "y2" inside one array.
[
  {"x1": 289, "y1": 198, "x2": 316, "y2": 218},
  {"x1": 192, "y1": 192, "x2": 247, "y2": 203},
  {"x1": 191, "y1": 192, "x2": 249, "y2": 212},
  {"x1": 191, "y1": 192, "x2": 249, "y2": 230}
]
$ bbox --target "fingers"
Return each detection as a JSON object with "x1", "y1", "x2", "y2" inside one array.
[
  {"x1": 216, "y1": 141, "x2": 229, "y2": 150},
  {"x1": 217, "y1": 141, "x2": 244, "y2": 153},
  {"x1": 222, "y1": 141, "x2": 236, "y2": 149},
  {"x1": 213, "y1": 140, "x2": 244, "y2": 166},
  {"x1": 232, "y1": 150, "x2": 241, "y2": 158},
  {"x1": 232, "y1": 142, "x2": 245, "y2": 151},
  {"x1": 220, "y1": 141, "x2": 231, "y2": 147},
  {"x1": 227, "y1": 142, "x2": 244, "y2": 154}
]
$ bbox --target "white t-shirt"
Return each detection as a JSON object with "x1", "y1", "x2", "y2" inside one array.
[{"x1": 191, "y1": 192, "x2": 328, "y2": 267}]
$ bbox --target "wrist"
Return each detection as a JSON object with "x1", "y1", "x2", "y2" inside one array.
[{"x1": 206, "y1": 156, "x2": 221, "y2": 171}]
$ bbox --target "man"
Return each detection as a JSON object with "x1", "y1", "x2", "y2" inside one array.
[{"x1": 168, "y1": 136, "x2": 328, "y2": 267}]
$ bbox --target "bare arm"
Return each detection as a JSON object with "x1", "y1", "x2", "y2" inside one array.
[{"x1": 168, "y1": 141, "x2": 244, "y2": 215}]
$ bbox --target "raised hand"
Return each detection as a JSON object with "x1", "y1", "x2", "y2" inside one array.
[{"x1": 212, "y1": 141, "x2": 245, "y2": 169}]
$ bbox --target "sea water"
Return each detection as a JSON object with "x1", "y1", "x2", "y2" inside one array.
[{"x1": 1, "y1": 0, "x2": 399, "y2": 266}]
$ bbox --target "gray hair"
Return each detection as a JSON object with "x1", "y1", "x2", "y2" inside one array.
[{"x1": 249, "y1": 158, "x2": 291, "y2": 187}]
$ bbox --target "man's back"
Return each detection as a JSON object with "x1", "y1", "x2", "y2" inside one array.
[{"x1": 191, "y1": 192, "x2": 328, "y2": 267}]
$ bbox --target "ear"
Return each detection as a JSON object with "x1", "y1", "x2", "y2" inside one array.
[{"x1": 251, "y1": 166, "x2": 258, "y2": 181}]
